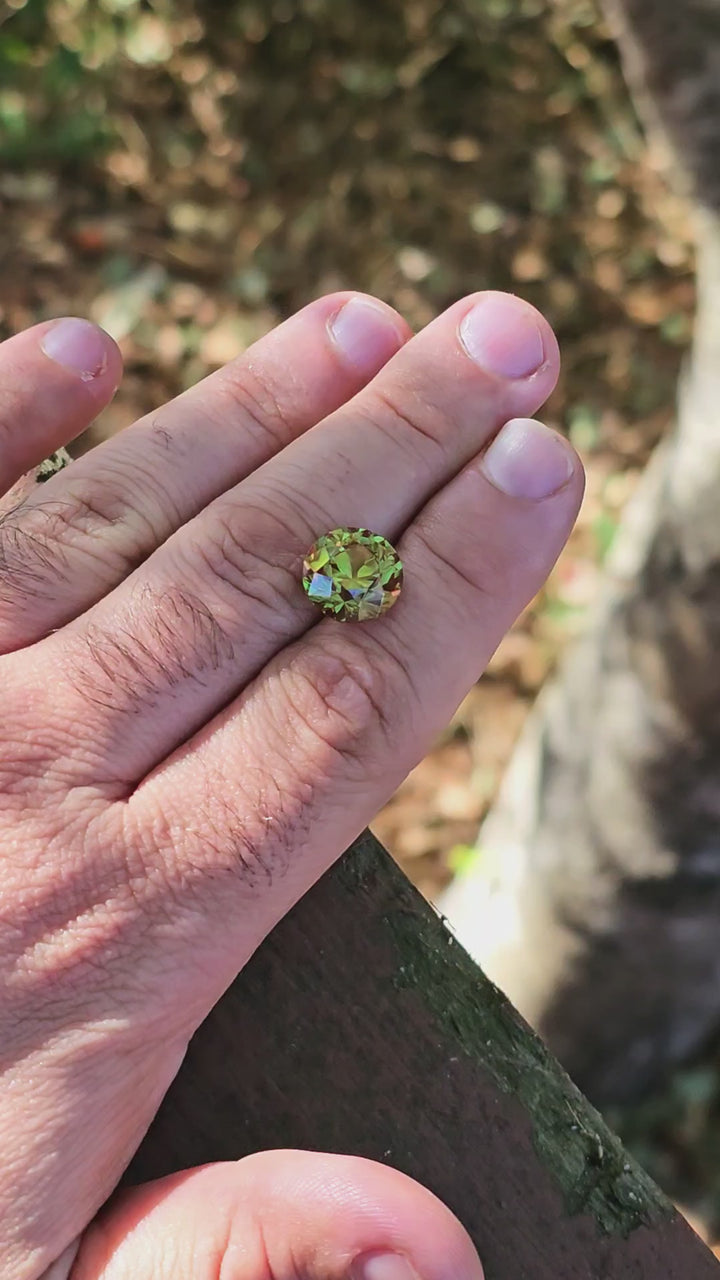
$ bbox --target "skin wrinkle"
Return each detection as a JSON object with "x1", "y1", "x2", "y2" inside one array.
[
  {"x1": 213, "y1": 475, "x2": 336, "y2": 571},
  {"x1": 54, "y1": 484, "x2": 167, "y2": 563},
  {"x1": 1, "y1": 680, "x2": 333, "y2": 1049},
  {"x1": 0, "y1": 756, "x2": 62, "y2": 798},
  {"x1": 0, "y1": 806, "x2": 158, "y2": 1050},
  {"x1": 405, "y1": 519, "x2": 495, "y2": 601},
  {"x1": 47, "y1": 489, "x2": 125, "y2": 535},
  {"x1": 1, "y1": 822, "x2": 137, "y2": 957},
  {"x1": 284, "y1": 636, "x2": 405, "y2": 773},
  {"x1": 0, "y1": 464, "x2": 185, "y2": 638},
  {"x1": 0, "y1": 711, "x2": 96, "y2": 792},
  {"x1": 0, "y1": 851, "x2": 206, "y2": 1064},
  {"x1": 330, "y1": 627, "x2": 424, "y2": 754},
  {"x1": 60, "y1": 451, "x2": 188, "y2": 539},
  {"x1": 71, "y1": 588, "x2": 237, "y2": 719},
  {"x1": 242, "y1": 472, "x2": 334, "y2": 549},
  {"x1": 246, "y1": 1211, "x2": 274, "y2": 1280},
  {"x1": 190, "y1": 512, "x2": 305, "y2": 632},
  {"x1": 141, "y1": 649, "x2": 377, "y2": 897},
  {"x1": 347, "y1": 396, "x2": 440, "y2": 487},
  {"x1": 274, "y1": 665, "x2": 376, "y2": 779},
  {"x1": 364, "y1": 379, "x2": 454, "y2": 454},
  {"x1": 217, "y1": 358, "x2": 301, "y2": 456},
  {"x1": 0, "y1": 711, "x2": 138, "y2": 793},
  {"x1": 151, "y1": 729, "x2": 316, "y2": 888}
]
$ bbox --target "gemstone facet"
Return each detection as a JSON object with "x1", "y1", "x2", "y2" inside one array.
[{"x1": 302, "y1": 527, "x2": 403, "y2": 622}]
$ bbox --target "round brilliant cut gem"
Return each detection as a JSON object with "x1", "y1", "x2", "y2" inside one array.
[{"x1": 302, "y1": 527, "x2": 403, "y2": 622}]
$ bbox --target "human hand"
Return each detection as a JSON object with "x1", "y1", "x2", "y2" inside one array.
[{"x1": 0, "y1": 293, "x2": 582, "y2": 1279}]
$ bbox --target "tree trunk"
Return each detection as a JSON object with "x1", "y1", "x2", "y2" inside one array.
[
  {"x1": 439, "y1": 0, "x2": 720, "y2": 1105},
  {"x1": 127, "y1": 831, "x2": 719, "y2": 1279}
]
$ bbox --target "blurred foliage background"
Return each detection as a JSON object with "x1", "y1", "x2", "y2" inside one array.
[{"x1": 1, "y1": 0, "x2": 713, "y2": 1241}]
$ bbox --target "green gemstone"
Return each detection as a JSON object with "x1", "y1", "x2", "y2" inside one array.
[{"x1": 302, "y1": 527, "x2": 403, "y2": 622}]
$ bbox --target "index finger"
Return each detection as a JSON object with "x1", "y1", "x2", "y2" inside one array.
[{"x1": 0, "y1": 318, "x2": 122, "y2": 494}]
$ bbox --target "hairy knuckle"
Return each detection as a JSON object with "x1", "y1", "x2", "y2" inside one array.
[
  {"x1": 0, "y1": 501, "x2": 73, "y2": 606},
  {"x1": 69, "y1": 582, "x2": 236, "y2": 717},
  {"x1": 0, "y1": 468, "x2": 167, "y2": 617}
]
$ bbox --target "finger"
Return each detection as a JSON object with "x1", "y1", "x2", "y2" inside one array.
[
  {"x1": 0, "y1": 318, "x2": 121, "y2": 495},
  {"x1": 42, "y1": 292, "x2": 561, "y2": 782},
  {"x1": 68, "y1": 1151, "x2": 483, "y2": 1280},
  {"x1": 0, "y1": 293, "x2": 408, "y2": 648},
  {"x1": 127, "y1": 417, "x2": 581, "y2": 1014}
]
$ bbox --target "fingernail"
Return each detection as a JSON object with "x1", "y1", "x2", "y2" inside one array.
[
  {"x1": 352, "y1": 1252, "x2": 420, "y2": 1280},
  {"x1": 329, "y1": 297, "x2": 406, "y2": 372},
  {"x1": 459, "y1": 295, "x2": 545, "y2": 379},
  {"x1": 481, "y1": 417, "x2": 574, "y2": 499},
  {"x1": 41, "y1": 318, "x2": 109, "y2": 382}
]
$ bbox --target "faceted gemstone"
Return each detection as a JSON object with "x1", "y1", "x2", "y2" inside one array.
[{"x1": 302, "y1": 527, "x2": 403, "y2": 622}]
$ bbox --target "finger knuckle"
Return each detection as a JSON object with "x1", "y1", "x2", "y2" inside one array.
[
  {"x1": 190, "y1": 502, "x2": 310, "y2": 628},
  {"x1": 280, "y1": 636, "x2": 399, "y2": 774},
  {"x1": 361, "y1": 379, "x2": 447, "y2": 462},
  {"x1": 70, "y1": 582, "x2": 237, "y2": 717},
  {"x1": 406, "y1": 520, "x2": 494, "y2": 601},
  {"x1": 215, "y1": 361, "x2": 298, "y2": 454},
  {"x1": 0, "y1": 499, "x2": 73, "y2": 607},
  {"x1": 57, "y1": 464, "x2": 177, "y2": 556},
  {"x1": 0, "y1": 470, "x2": 163, "y2": 615}
]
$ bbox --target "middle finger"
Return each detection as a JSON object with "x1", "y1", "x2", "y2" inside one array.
[{"x1": 32, "y1": 292, "x2": 559, "y2": 785}]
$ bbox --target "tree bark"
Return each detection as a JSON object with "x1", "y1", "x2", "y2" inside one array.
[
  {"x1": 127, "y1": 831, "x2": 718, "y2": 1279},
  {"x1": 602, "y1": 0, "x2": 720, "y2": 213},
  {"x1": 439, "y1": 0, "x2": 720, "y2": 1105}
]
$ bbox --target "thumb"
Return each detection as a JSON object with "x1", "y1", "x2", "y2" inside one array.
[{"x1": 64, "y1": 1150, "x2": 483, "y2": 1280}]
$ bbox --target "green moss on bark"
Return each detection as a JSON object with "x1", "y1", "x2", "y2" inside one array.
[{"x1": 340, "y1": 831, "x2": 671, "y2": 1238}]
